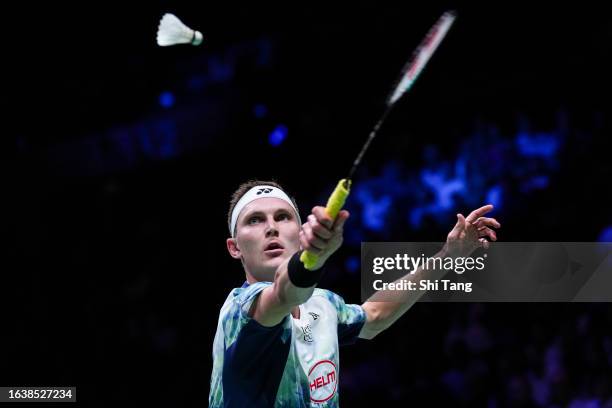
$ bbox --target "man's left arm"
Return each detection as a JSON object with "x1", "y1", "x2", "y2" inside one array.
[{"x1": 358, "y1": 205, "x2": 500, "y2": 340}]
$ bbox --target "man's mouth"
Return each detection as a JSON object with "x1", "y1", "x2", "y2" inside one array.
[{"x1": 264, "y1": 241, "x2": 285, "y2": 256}]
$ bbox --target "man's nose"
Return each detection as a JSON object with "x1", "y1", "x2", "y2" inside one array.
[{"x1": 265, "y1": 218, "x2": 279, "y2": 237}]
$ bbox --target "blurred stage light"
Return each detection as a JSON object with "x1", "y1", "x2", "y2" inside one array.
[
  {"x1": 516, "y1": 131, "x2": 560, "y2": 158},
  {"x1": 598, "y1": 226, "x2": 612, "y2": 242},
  {"x1": 345, "y1": 256, "x2": 360, "y2": 274},
  {"x1": 159, "y1": 91, "x2": 175, "y2": 108},
  {"x1": 486, "y1": 185, "x2": 503, "y2": 209},
  {"x1": 268, "y1": 124, "x2": 288, "y2": 147}
]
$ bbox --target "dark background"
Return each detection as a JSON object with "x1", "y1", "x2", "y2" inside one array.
[{"x1": 3, "y1": 1, "x2": 612, "y2": 406}]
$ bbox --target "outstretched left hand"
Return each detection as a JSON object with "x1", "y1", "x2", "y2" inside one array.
[{"x1": 443, "y1": 204, "x2": 501, "y2": 257}]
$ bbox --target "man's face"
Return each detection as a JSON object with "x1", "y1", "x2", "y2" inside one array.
[{"x1": 227, "y1": 198, "x2": 301, "y2": 281}]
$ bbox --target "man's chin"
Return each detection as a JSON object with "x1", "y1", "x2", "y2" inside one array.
[
  {"x1": 249, "y1": 255, "x2": 289, "y2": 283},
  {"x1": 248, "y1": 251, "x2": 296, "y2": 282},
  {"x1": 263, "y1": 251, "x2": 290, "y2": 265},
  {"x1": 261, "y1": 250, "x2": 294, "y2": 269}
]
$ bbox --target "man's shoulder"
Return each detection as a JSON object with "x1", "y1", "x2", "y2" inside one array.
[
  {"x1": 215, "y1": 282, "x2": 281, "y2": 343},
  {"x1": 218, "y1": 282, "x2": 273, "y2": 319},
  {"x1": 308, "y1": 288, "x2": 363, "y2": 316},
  {"x1": 310, "y1": 287, "x2": 335, "y2": 299},
  {"x1": 306, "y1": 288, "x2": 344, "y2": 307},
  {"x1": 228, "y1": 281, "x2": 273, "y2": 302}
]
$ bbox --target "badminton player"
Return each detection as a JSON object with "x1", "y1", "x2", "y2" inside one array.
[{"x1": 209, "y1": 180, "x2": 499, "y2": 407}]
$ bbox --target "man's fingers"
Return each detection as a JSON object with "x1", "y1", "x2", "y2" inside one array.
[
  {"x1": 303, "y1": 223, "x2": 328, "y2": 250},
  {"x1": 332, "y1": 210, "x2": 350, "y2": 232},
  {"x1": 307, "y1": 214, "x2": 333, "y2": 240},
  {"x1": 299, "y1": 230, "x2": 322, "y2": 255},
  {"x1": 465, "y1": 204, "x2": 494, "y2": 224},
  {"x1": 312, "y1": 206, "x2": 334, "y2": 229},
  {"x1": 302, "y1": 207, "x2": 348, "y2": 258},
  {"x1": 475, "y1": 217, "x2": 501, "y2": 229},
  {"x1": 478, "y1": 227, "x2": 497, "y2": 241},
  {"x1": 447, "y1": 213, "x2": 466, "y2": 239},
  {"x1": 479, "y1": 238, "x2": 490, "y2": 249},
  {"x1": 452, "y1": 213, "x2": 466, "y2": 232}
]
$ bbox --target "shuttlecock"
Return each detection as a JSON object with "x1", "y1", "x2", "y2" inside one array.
[{"x1": 156, "y1": 13, "x2": 203, "y2": 46}]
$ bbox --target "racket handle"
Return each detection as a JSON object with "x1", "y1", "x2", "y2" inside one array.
[{"x1": 300, "y1": 179, "x2": 351, "y2": 270}]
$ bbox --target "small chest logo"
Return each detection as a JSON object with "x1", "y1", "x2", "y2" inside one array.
[
  {"x1": 308, "y1": 360, "x2": 337, "y2": 403},
  {"x1": 301, "y1": 324, "x2": 313, "y2": 343}
]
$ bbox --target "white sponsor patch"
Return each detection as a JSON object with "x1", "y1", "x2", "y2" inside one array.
[{"x1": 308, "y1": 360, "x2": 337, "y2": 403}]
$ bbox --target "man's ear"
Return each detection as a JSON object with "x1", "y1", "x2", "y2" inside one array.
[{"x1": 227, "y1": 238, "x2": 241, "y2": 259}]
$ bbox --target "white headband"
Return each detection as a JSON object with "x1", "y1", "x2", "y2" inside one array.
[{"x1": 229, "y1": 185, "x2": 301, "y2": 237}]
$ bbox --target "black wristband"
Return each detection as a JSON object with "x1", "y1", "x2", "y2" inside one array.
[{"x1": 288, "y1": 251, "x2": 324, "y2": 288}]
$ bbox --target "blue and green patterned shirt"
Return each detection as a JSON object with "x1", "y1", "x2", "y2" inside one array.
[{"x1": 209, "y1": 281, "x2": 366, "y2": 407}]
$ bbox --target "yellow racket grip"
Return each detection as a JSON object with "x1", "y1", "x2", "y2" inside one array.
[{"x1": 300, "y1": 179, "x2": 351, "y2": 270}]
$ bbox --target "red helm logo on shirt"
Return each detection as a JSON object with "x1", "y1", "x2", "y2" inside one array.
[{"x1": 308, "y1": 360, "x2": 337, "y2": 403}]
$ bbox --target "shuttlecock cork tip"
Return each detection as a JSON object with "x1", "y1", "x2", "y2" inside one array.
[{"x1": 191, "y1": 31, "x2": 203, "y2": 46}]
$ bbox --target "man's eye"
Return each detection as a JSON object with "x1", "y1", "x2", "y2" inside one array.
[
  {"x1": 248, "y1": 217, "x2": 261, "y2": 225},
  {"x1": 277, "y1": 213, "x2": 291, "y2": 221}
]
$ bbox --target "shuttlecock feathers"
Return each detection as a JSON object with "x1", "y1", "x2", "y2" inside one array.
[{"x1": 156, "y1": 13, "x2": 203, "y2": 46}]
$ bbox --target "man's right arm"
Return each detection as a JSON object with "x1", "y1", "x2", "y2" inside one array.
[
  {"x1": 249, "y1": 207, "x2": 349, "y2": 327},
  {"x1": 249, "y1": 255, "x2": 317, "y2": 326}
]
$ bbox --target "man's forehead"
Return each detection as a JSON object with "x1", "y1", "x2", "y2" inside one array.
[{"x1": 239, "y1": 197, "x2": 294, "y2": 217}]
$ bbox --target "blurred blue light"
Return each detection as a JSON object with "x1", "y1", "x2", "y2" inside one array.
[
  {"x1": 361, "y1": 195, "x2": 392, "y2": 232},
  {"x1": 420, "y1": 167, "x2": 466, "y2": 210},
  {"x1": 159, "y1": 91, "x2": 175, "y2": 108},
  {"x1": 485, "y1": 185, "x2": 503, "y2": 209},
  {"x1": 253, "y1": 104, "x2": 268, "y2": 118},
  {"x1": 598, "y1": 226, "x2": 612, "y2": 242},
  {"x1": 516, "y1": 131, "x2": 560, "y2": 158},
  {"x1": 269, "y1": 124, "x2": 288, "y2": 147},
  {"x1": 521, "y1": 175, "x2": 550, "y2": 192},
  {"x1": 345, "y1": 256, "x2": 360, "y2": 274}
]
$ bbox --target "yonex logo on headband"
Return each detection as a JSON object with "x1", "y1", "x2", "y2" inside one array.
[{"x1": 230, "y1": 185, "x2": 302, "y2": 237}]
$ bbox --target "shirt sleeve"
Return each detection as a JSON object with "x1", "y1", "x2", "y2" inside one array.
[
  {"x1": 234, "y1": 282, "x2": 273, "y2": 318},
  {"x1": 324, "y1": 290, "x2": 367, "y2": 346}
]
